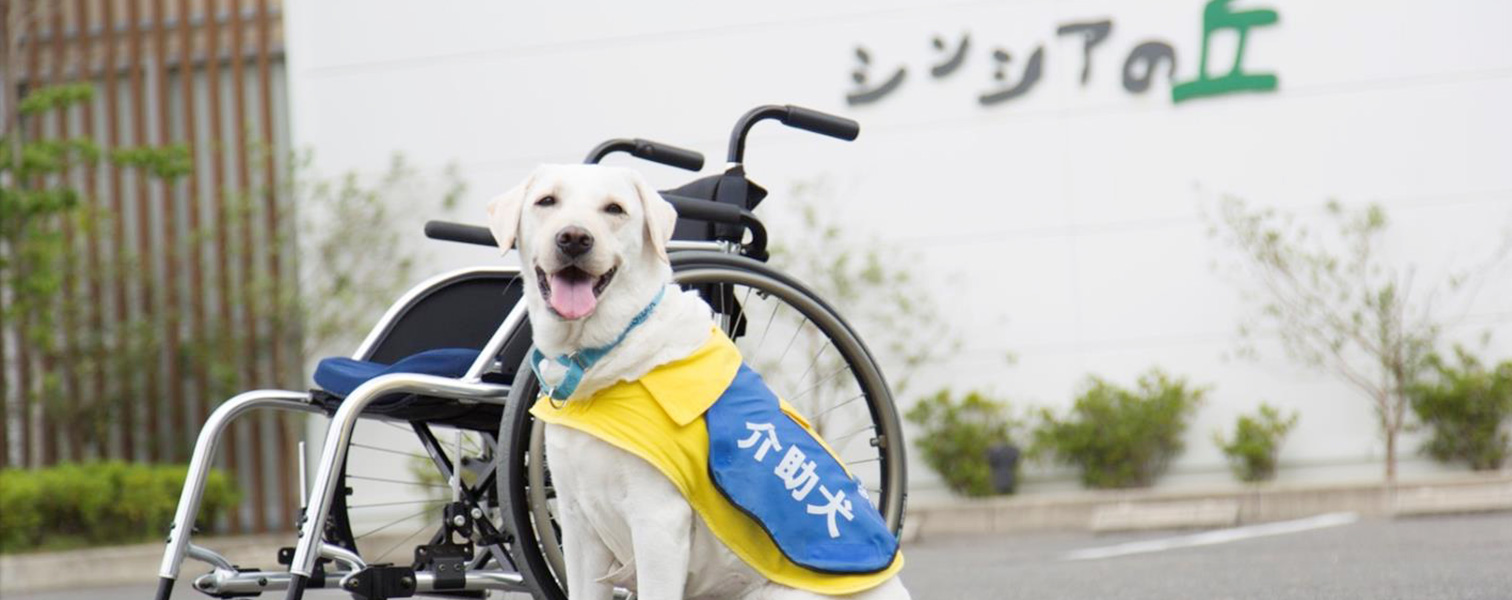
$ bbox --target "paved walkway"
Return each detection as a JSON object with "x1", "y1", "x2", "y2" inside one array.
[
  {"x1": 903, "y1": 512, "x2": 1512, "y2": 600},
  {"x1": 12, "y1": 512, "x2": 1511, "y2": 599}
]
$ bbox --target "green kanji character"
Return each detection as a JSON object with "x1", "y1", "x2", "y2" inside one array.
[{"x1": 1172, "y1": 0, "x2": 1280, "y2": 103}]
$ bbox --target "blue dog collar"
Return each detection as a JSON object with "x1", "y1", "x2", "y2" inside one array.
[{"x1": 531, "y1": 286, "x2": 666, "y2": 403}]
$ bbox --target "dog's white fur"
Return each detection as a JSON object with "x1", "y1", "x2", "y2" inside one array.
[{"x1": 487, "y1": 165, "x2": 909, "y2": 600}]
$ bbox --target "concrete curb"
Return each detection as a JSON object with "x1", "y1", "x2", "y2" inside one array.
[{"x1": 901, "y1": 472, "x2": 1512, "y2": 541}]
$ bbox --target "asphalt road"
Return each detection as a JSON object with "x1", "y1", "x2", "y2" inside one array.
[
  {"x1": 903, "y1": 512, "x2": 1512, "y2": 600},
  {"x1": 10, "y1": 512, "x2": 1511, "y2": 600}
]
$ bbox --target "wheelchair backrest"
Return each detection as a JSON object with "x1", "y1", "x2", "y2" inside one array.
[{"x1": 360, "y1": 269, "x2": 530, "y2": 374}]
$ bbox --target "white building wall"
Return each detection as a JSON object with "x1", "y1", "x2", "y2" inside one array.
[{"x1": 284, "y1": 0, "x2": 1512, "y2": 508}]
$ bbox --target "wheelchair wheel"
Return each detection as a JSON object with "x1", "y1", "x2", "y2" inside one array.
[
  {"x1": 328, "y1": 421, "x2": 505, "y2": 562},
  {"x1": 499, "y1": 251, "x2": 906, "y2": 599},
  {"x1": 278, "y1": 415, "x2": 513, "y2": 598}
]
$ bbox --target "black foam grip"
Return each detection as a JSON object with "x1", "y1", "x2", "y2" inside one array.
[
  {"x1": 782, "y1": 105, "x2": 860, "y2": 141},
  {"x1": 633, "y1": 139, "x2": 705, "y2": 172},
  {"x1": 424, "y1": 220, "x2": 497, "y2": 247}
]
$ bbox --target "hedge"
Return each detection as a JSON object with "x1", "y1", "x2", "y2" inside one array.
[{"x1": 0, "y1": 461, "x2": 238, "y2": 553}]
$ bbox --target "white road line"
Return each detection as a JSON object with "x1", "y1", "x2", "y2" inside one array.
[{"x1": 1061, "y1": 512, "x2": 1360, "y2": 561}]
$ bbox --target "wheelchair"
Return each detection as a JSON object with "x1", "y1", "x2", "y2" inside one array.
[{"x1": 154, "y1": 105, "x2": 908, "y2": 600}]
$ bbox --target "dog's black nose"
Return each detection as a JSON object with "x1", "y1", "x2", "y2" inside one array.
[{"x1": 556, "y1": 226, "x2": 594, "y2": 258}]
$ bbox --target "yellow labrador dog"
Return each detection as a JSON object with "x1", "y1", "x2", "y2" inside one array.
[{"x1": 487, "y1": 164, "x2": 909, "y2": 600}]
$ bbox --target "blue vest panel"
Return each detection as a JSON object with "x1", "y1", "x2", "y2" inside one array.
[{"x1": 706, "y1": 364, "x2": 898, "y2": 574}]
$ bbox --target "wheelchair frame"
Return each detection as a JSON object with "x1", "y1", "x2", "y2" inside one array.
[
  {"x1": 158, "y1": 241, "x2": 732, "y2": 599},
  {"x1": 155, "y1": 104, "x2": 889, "y2": 600},
  {"x1": 158, "y1": 264, "x2": 530, "y2": 598}
]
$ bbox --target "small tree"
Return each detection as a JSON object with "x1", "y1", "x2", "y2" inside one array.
[
  {"x1": 1208, "y1": 198, "x2": 1509, "y2": 484},
  {"x1": 1409, "y1": 348, "x2": 1512, "y2": 471},
  {"x1": 1032, "y1": 369, "x2": 1206, "y2": 489},
  {"x1": 905, "y1": 390, "x2": 1017, "y2": 497},
  {"x1": 1214, "y1": 403, "x2": 1299, "y2": 482},
  {"x1": 286, "y1": 152, "x2": 465, "y2": 362}
]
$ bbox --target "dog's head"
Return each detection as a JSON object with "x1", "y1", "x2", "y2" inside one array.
[{"x1": 486, "y1": 165, "x2": 678, "y2": 325}]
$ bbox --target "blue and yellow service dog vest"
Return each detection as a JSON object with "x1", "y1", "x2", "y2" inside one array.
[{"x1": 530, "y1": 328, "x2": 903, "y2": 595}]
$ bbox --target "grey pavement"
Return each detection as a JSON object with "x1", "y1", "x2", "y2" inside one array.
[
  {"x1": 902, "y1": 512, "x2": 1512, "y2": 600},
  {"x1": 8, "y1": 513, "x2": 1511, "y2": 600}
]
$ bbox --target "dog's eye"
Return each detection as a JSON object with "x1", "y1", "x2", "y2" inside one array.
[
  {"x1": 535, "y1": 196, "x2": 557, "y2": 207},
  {"x1": 603, "y1": 203, "x2": 626, "y2": 215}
]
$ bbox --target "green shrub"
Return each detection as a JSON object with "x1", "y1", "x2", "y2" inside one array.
[
  {"x1": 1409, "y1": 349, "x2": 1512, "y2": 471},
  {"x1": 0, "y1": 462, "x2": 238, "y2": 553},
  {"x1": 905, "y1": 390, "x2": 1017, "y2": 497},
  {"x1": 1214, "y1": 403, "x2": 1299, "y2": 482},
  {"x1": 0, "y1": 471, "x2": 44, "y2": 552},
  {"x1": 1032, "y1": 369, "x2": 1206, "y2": 489}
]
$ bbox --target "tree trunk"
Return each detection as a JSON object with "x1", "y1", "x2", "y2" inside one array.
[{"x1": 1383, "y1": 422, "x2": 1398, "y2": 486}]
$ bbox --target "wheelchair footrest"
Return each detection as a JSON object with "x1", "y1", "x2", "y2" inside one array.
[{"x1": 342, "y1": 565, "x2": 417, "y2": 600}]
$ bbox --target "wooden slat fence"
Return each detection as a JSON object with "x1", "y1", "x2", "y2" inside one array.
[{"x1": 1, "y1": 0, "x2": 298, "y2": 534}]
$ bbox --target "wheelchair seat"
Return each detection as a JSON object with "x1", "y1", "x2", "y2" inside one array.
[
  {"x1": 314, "y1": 348, "x2": 481, "y2": 396},
  {"x1": 302, "y1": 268, "x2": 533, "y2": 432},
  {"x1": 310, "y1": 347, "x2": 510, "y2": 432}
]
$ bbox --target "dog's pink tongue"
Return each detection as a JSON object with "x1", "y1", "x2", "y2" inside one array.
[{"x1": 548, "y1": 273, "x2": 597, "y2": 319}]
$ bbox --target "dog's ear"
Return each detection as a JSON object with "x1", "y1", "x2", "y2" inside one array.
[
  {"x1": 485, "y1": 176, "x2": 531, "y2": 255},
  {"x1": 629, "y1": 171, "x2": 678, "y2": 263}
]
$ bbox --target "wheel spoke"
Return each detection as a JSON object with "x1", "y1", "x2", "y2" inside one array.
[
  {"x1": 355, "y1": 505, "x2": 442, "y2": 540},
  {"x1": 751, "y1": 297, "x2": 783, "y2": 357},
  {"x1": 379, "y1": 420, "x2": 415, "y2": 434},
  {"x1": 812, "y1": 392, "x2": 866, "y2": 419},
  {"x1": 371, "y1": 519, "x2": 436, "y2": 563},
  {"x1": 730, "y1": 285, "x2": 757, "y2": 336},
  {"x1": 348, "y1": 474, "x2": 451, "y2": 489},
  {"x1": 775, "y1": 315, "x2": 812, "y2": 367},
  {"x1": 348, "y1": 499, "x2": 450, "y2": 510},
  {"x1": 793, "y1": 366, "x2": 852, "y2": 403},
  {"x1": 796, "y1": 340, "x2": 832, "y2": 386},
  {"x1": 350, "y1": 442, "x2": 428, "y2": 459},
  {"x1": 830, "y1": 423, "x2": 878, "y2": 445}
]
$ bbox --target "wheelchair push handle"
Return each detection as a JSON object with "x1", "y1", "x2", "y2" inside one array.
[
  {"x1": 727, "y1": 104, "x2": 860, "y2": 164},
  {"x1": 424, "y1": 220, "x2": 498, "y2": 247},
  {"x1": 585, "y1": 138, "x2": 705, "y2": 172},
  {"x1": 632, "y1": 139, "x2": 705, "y2": 172},
  {"x1": 782, "y1": 106, "x2": 861, "y2": 142}
]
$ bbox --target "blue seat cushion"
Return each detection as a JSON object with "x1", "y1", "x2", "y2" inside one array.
[{"x1": 313, "y1": 348, "x2": 482, "y2": 397}]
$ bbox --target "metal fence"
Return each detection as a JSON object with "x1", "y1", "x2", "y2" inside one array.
[{"x1": 2, "y1": 0, "x2": 297, "y2": 534}]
